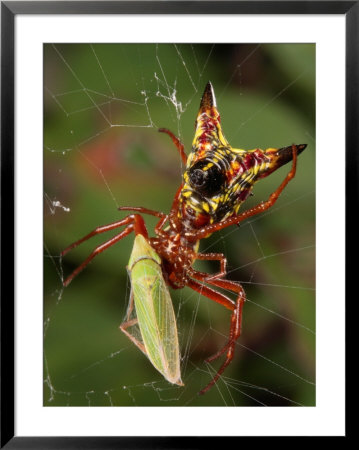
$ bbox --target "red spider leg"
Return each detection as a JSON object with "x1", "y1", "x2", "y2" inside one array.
[
  {"x1": 118, "y1": 206, "x2": 165, "y2": 219},
  {"x1": 188, "y1": 275, "x2": 245, "y2": 395},
  {"x1": 61, "y1": 214, "x2": 148, "y2": 287},
  {"x1": 158, "y1": 128, "x2": 187, "y2": 165},
  {"x1": 61, "y1": 215, "x2": 148, "y2": 257},
  {"x1": 154, "y1": 214, "x2": 170, "y2": 236},
  {"x1": 168, "y1": 183, "x2": 185, "y2": 232},
  {"x1": 187, "y1": 279, "x2": 235, "y2": 311},
  {"x1": 202, "y1": 278, "x2": 245, "y2": 362},
  {"x1": 119, "y1": 184, "x2": 185, "y2": 235},
  {"x1": 192, "y1": 252, "x2": 228, "y2": 280},
  {"x1": 118, "y1": 206, "x2": 169, "y2": 237},
  {"x1": 191, "y1": 145, "x2": 298, "y2": 241}
]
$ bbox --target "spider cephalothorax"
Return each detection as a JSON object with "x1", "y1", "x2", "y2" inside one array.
[{"x1": 62, "y1": 81, "x2": 307, "y2": 394}]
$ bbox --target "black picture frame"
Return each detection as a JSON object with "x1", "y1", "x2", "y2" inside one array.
[{"x1": 1, "y1": 1, "x2": 354, "y2": 447}]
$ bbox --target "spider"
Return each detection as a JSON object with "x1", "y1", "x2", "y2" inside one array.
[{"x1": 61, "y1": 81, "x2": 307, "y2": 395}]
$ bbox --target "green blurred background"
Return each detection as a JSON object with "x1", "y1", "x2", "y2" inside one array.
[{"x1": 44, "y1": 43, "x2": 315, "y2": 406}]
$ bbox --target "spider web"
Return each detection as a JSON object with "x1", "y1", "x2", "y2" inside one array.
[{"x1": 43, "y1": 43, "x2": 315, "y2": 407}]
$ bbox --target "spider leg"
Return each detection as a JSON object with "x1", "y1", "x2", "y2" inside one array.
[
  {"x1": 119, "y1": 182, "x2": 185, "y2": 235},
  {"x1": 191, "y1": 145, "x2": 298, "y2": 241},
  {"x1": 204, "y1": 277, "x2": 245, "y2": 361},
  {"x1": 118, "y1": 206, "x2": 170, "y2": 237},
  {"x1": 154, "y1": 214, "x2": 170, "y2": 236},
  {"x1": 61, "y1": 214, "x2": 148, "y2": 287},
  {"x1": 158, "y1": 128, "x2": 187, "y2": 165},
  {"x1": 191, "y1": 252, "x2": 227, "y2": 280},
  {"x1": 187, "y1": 276, "x2": 245, "y2": 395},
  {"x1": 187, "y1": 279, "x2": 235, "y2": 311},
  {"x1": 118, "y1": 206, "x2": 165, "y2": 218},
  {"x1": 169, "y1": 183, "x2": 185, "y2": 233}
]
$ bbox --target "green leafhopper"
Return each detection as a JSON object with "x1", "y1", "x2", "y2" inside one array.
[{"x1": 120, "y1": 234, "x2": 183, "y2": 386}]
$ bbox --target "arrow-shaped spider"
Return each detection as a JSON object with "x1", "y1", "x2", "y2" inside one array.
[{"x1": 61, "y1": 82, "x2": 307, "y2": 395}]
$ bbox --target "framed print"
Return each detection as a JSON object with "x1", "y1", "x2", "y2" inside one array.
[
  {"x1": 43, "y1": 41, "x2": 316, "y2": 407},
  {"x1": 1, "y1": 1, "x2": 353, "y2": 446}
]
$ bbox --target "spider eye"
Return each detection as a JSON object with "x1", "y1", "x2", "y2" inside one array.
[{"x1": 188, "y1": 160, "x2": 226, "y2": 197}]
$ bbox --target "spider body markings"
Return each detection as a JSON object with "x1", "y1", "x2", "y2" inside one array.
[{"x1": 61, "y1": 82, "x2": 307, "y2": 395}]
